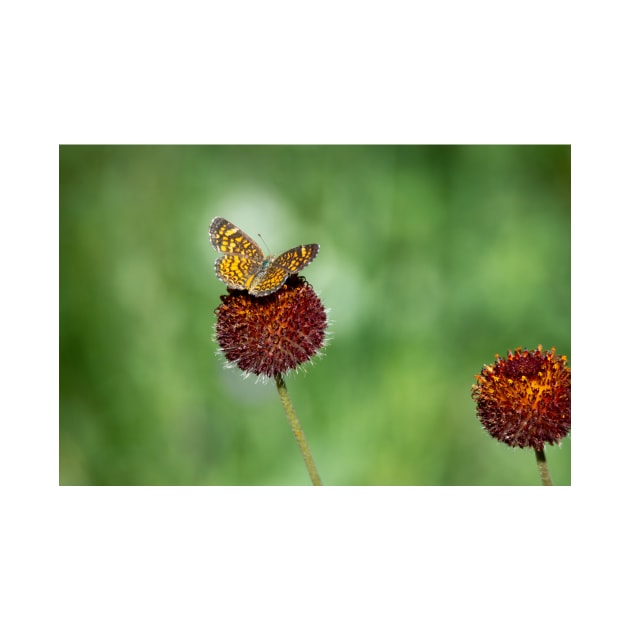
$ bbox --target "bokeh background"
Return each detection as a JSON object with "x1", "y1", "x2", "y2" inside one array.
[{"x1": 60, "y1": 145, "x2": 570, "y2": 485}]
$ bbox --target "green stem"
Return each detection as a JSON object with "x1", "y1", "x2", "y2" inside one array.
[
  {"x1": 535, "y1": 448, "x2": 553, "y2": 486},
  {"x1": 275, "y1": 374, "x2": 322, "y2": 486}
]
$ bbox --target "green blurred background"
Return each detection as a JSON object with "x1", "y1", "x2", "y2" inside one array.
[{"x1": 60, "y1": 145, "x2": 570, "y2": 485}]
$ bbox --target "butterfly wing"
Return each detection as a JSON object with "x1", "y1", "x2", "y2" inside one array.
[
  {"x1": 215, "y1": 255, "x2": 265, "y2": 291},
  {"x1": 248, "y1": 261, "x2": 290, "y2": 296},
  {"x1": 209, "y1": 217, "x2": 265, "y2": 260},
  {"x1": 273, "y1": 244, "x2": 320, "y2": 274},
  {"x1": 249, "y1": 244, "x2": 320, "y2": 296},
  {"x1": 209, "y1": 217, "x2": 266, "y2": 290}
]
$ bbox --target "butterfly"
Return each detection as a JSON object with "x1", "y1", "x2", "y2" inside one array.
[{"x1": 209, "y1": 217, "x2": 319, "y2": 297}]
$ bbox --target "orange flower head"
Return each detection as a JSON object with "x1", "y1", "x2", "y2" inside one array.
[
  {"x1": 214, "y1": 275, "x2": 327, "y2": 379},
  {"x1": 471, "y1": 346, "x2": 571, "y2": 449}
]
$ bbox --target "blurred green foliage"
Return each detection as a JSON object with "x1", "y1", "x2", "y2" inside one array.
[{"x1": 60, "y1": 145, "x2": 570, "y2": 485}]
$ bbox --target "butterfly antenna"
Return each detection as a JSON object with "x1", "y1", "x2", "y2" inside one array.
[{"x1": 257, "y1": 232, "x2": 272, "y2": 255}]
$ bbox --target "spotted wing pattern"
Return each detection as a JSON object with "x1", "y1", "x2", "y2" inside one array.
[
  {"x1": 249, "y1": 244, "x2": 319, "y2": 296},
  {"x1": 209, "y1": 217, "x2": 264, "y2": 291},
  {"x1": 214, "y1": 255, "x2": 262, "y2": 291},
  {"x1": 209, "y1": 216, "x2": 319, "y2": 297},
  {"x1": 274, "y1": 244, "x2": 320, "y2": 274},
  {"x1": 209, "y1": 217, "x2": 264, "y2": 259}
]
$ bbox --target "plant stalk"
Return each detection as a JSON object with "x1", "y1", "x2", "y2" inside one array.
[
  {"x1": 535, "y1": 448, "x2": 553, "y2": 486},
  {"x1": 275, "y1": 374, "x2": 322, "y2": 486}
]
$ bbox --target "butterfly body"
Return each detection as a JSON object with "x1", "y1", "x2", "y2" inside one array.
[{"x1": 209, "y1": 217, "x2": 319, "y2": 297}]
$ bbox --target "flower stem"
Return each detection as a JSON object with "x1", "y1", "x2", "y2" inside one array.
[
  {"x1": 535, "y1": 448, "x2": 553, "y2": 486},
  {"x1": 275, "y1": 374, "x2": 322, "y2": 486}
]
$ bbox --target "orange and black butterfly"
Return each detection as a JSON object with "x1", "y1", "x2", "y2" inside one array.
[{"x1": 209, "y1": 217, "x2": 319, "y2": 297}]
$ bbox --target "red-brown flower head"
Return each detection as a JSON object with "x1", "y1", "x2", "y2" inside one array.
[
  {"x1": 214, "y1": 275, "x2": 328, "y2": 379},
  {"x1": 471, "y1": 345, "x2": 571, "y2": 449}
]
